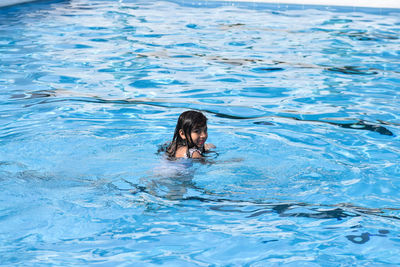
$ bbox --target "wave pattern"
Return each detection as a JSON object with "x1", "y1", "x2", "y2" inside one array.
[{"x1": 0, "y1": 0, "x2": 399, "y2": 265}]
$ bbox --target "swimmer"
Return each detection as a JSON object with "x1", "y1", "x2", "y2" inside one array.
[{"x1": 166, "y1": 110, "x2": 215, "y2": 159}]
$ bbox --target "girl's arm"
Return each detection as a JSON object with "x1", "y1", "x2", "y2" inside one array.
[
  {"x1": 204, "y1": 143, "x2": 216, "y2": 151},
  {"x1": 192, "y1": 150, "x2": 202, "y2": 158}
]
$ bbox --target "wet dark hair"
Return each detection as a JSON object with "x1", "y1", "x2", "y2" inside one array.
[{"x1": 166, "y1": 110, "x2": 207, "y2": 158}]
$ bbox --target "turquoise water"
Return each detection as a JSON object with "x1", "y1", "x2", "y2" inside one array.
[{"x1": 1, "y1": 0, "x2": 399, "y2": 265}]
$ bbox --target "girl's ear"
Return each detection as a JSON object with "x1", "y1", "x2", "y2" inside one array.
[{"x1": 179, "y1": 129, "x2": 186, "y2": 139}]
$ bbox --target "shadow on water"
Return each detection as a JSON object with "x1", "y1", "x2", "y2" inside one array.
[
  {"x1": 115, "y1": 150, "x2": 400, "y2": 246},
  {"x1": 336, "y1": 30, "x2": 399, "y2": 42},
  {"x1": 11, "y1": 89, "x2": 397, "y2": 136},
  {"x1": 202, "y1": 111, "x2": 395, "y2": 136},
  {"x1": 124, "y1": 169, "x2": 399, "y2": 245},
  {"x1": 135, "y1": 51, "x2": 400, "y2": 75},
  {"x1": 113, "y1": 143, "x2": 400, "y2": 245},
  {"x1": 254, "y1": 117, "x2": 395, "y2": 136},
  {"x1": 324, "y1": 66, "x2": 378, "y2": 75},
  {"x1": 2, "y1": 147, "x2": 398, "y2": 247},
  {"x1": 132, "y1": 174, "x2": 399, "y2": 211}
]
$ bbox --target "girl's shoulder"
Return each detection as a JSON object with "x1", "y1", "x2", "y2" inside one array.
[
  {"x1": 176, "y1": 146, "x2": 202, "y2": 158},
  {"x1": 175, "y1": 146, "x2": 188, "y2": 158},
  {"x1": 172, "y1": 143, "x2": 216, "y2": 159}
]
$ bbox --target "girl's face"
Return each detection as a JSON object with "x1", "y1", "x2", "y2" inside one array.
[
  {"x1": 179, "y1": 124, "x2": 208, "y2": 148},
  {"x1": 191, "y1": 124, "x2": 208, "y2": 148}
]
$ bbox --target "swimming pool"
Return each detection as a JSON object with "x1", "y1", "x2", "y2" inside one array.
[{"x1": 0, "y1": 0, "x2": 399, "y2": 265}]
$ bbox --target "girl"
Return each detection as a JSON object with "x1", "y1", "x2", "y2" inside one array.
[{"x1": 166, "y1": 110, "x2": 215, "y2": 159}]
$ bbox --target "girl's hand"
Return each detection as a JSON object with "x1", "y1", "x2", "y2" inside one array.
[{"x1": 204, "y1": 143, "x2": 216, "y2": 151}]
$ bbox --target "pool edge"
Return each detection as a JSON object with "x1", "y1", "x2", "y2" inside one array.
[{"x1": 218, "y1": 0, "x2": 400, "y2": 9}]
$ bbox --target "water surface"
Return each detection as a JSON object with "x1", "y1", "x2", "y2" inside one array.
[{"x1": 0, "y1": 0, "x2": 399, "y2": 265}]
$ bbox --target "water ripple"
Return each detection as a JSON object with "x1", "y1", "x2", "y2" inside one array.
[{"x1": 1, "y1": 0, "x2": 399, "y2": 265}]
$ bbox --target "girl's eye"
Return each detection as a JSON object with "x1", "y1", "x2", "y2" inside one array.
[{"x1": 193, "y1": 126, "x2": 207, "y2": 134}]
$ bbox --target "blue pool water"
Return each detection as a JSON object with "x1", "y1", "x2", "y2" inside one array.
[{"x1": 1, "y1": 0, "x2": 399, "y2": 265}]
